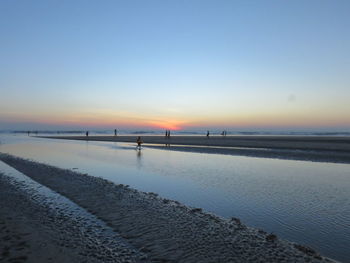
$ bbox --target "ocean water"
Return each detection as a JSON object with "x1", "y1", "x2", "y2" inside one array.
[{"x1": 0, "y1": 134, "x2": 349, "y2": 262}]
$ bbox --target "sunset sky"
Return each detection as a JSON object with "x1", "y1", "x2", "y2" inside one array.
[{"x1": 1, "y1": 0, "x2": 349, "y2": 131}]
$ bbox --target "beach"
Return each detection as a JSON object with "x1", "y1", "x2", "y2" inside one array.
[
  {"x1": 0, "y1": 153, "x2": 335, "y2": 262},
  {"x1": 3, "y1": 0, "x2": 349, "y2": 261},
  {"x1": 42, "y1": 135, "x2": 350, "y2": 164}
]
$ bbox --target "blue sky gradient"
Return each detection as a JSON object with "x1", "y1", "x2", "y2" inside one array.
[{"x1": 1, "y1": 0, "x2": 349, "y2": 131}]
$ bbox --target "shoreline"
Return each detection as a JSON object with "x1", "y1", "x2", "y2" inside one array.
[
  {"x1": 0, "y1": 153, "x2": 335, "y2": 262},
  {"x1": 40, "y1": 135, "x2": 350, "y2": 164}
]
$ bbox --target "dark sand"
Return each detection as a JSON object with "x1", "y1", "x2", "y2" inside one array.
[
  {"x1": 42, "y1": 135, "x2": 350, "y2": 163},
  {"x1": 0, "y1": 161, "x2": 146, "y2": 263},
  {"x1": 0, "y1": 153, "x2": 335, "y2": 262}
]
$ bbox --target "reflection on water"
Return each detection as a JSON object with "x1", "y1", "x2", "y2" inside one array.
[{"x1": 0, "y1": 134, "x2": 350, "y2": 262}]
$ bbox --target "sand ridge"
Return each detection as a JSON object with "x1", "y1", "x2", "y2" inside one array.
[
  {"x1": 40, "y1": 135, "x2": 350, "y2": 164},
  {"x1": 0, "y1": 162, "x2": 147, "y2": 263}
]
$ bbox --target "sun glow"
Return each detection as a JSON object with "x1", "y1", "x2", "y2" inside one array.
[{"x1": 148, "y1": 121, "x2": 183, "y2": 130}]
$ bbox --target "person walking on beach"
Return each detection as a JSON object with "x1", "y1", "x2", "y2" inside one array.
[
  {"x1": 136, "y1": 136, "x2": 143, "y2": 150},
  {"x1": 206, "y1": 131, "x2": 210, "y2": 138},
  {"x1": 86, "y1": 131, "x2": 89, "y2": 137},
  {"x1": 165, "y1": 130, "x2": 168, "y2": 138},
  {"x1": 114, "y1": 129, "x2": 117, "y2": 136},
  {"x1": 168, "y1": 130, "x2": 171, "y2": 138}
]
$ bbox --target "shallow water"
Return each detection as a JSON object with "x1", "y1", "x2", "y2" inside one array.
[{"x1": 1, "y1": 134, "x2": 349, "y2": 262}]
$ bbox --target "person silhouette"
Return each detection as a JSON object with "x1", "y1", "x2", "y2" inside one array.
[
  {"x1": 86, "y1": 131, "x2": 89, "y2": 137},
  {"x1": 136, "y1": 136, "x2": 143, "y2": 150},
  {"x1": 114, "y1": 129, "x2": 117, "y2": 136},
  {"x1": 206, "y1": 131, "x2": 210, "y2": 138}
]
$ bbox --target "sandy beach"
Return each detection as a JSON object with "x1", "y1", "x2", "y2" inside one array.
[
  {"x1": 0, "y1": 153, "x2": 335, "y2": 262},
  {"x1": 42, "y1": 135, "x2": 350, "y2": 164}
]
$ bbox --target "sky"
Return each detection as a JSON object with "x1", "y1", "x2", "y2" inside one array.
[{"x1": 1, "y1": 0, "x2": 349, "y2": 131}]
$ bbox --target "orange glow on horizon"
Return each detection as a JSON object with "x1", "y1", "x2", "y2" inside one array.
[
  {"x1": 2, "y1": 109, "x2": 350, "y2": 130},
  {"x1": 147, "y1": 119, "x2": 186, "y2": 130},
  {"x1": 5, "y1": 111, "x2": 188, "y2": 130}
]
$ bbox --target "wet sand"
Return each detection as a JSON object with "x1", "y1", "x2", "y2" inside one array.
[
  {"x1": 0, "y1": 153, "x2": 335, "y2": 262},
  {"x1": 42, "y1": 135, "x2": 350, "y2": 163},
  {"x1": 0, "y1": 161, "x2": 146, "y2": 263}
]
